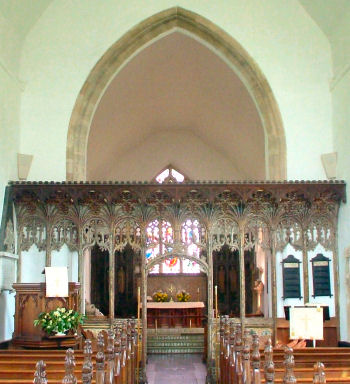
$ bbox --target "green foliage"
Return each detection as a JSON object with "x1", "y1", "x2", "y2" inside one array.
[{"x1": 33, "y1": 307, "x2": 85, "y2": 335}]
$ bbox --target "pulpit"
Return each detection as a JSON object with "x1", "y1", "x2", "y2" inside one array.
[{"x1": 12, "y1": 282, "x2": 80, "y2": 348}]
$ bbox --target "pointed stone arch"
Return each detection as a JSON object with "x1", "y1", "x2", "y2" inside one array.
[{"x1": 66, "y1": 6, "x2": 286, "y2": 181}]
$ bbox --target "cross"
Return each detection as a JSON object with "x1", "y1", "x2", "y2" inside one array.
[
  {"x1": 300, "y1": 312, "x2": 313, "y2": 336},
  {"x1": 168, "y1": 284, "x2": 175, "y2": 295}
]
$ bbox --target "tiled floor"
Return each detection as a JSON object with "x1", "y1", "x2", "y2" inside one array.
[{"x1": 146, "y1": 353, "x2": 207, "y2": 384}]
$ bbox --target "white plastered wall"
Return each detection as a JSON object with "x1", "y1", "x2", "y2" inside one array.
[
  {"x1": 328, "y1": 6, "x2": 350, "y2": 340},
  {"x1": 51, "y1": 244, "x2": 78, "y2": 282},
  {"x1": 21, "y1": 244, "x2": 46, "y2": 283},
  {"x1": 0, "y1": 12, "x2": 22, "y2": 221},
  {"x1": 18, "y1": 0, "x2": 333, "y2": 181}
]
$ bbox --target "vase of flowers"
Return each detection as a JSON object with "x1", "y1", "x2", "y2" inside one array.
[
  {"x1": 153, "y1": 291, "x2": 169, "y2": 302},
  {"x1": 177, "y1": 290, "x2": 191, "y2": 302},
  {"x1": 34, "y1": 307, "x2": 85, "y2": 336}
]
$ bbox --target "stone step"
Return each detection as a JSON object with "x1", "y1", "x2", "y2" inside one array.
[{"x1": 147, "y1": 333, "x2": 204, "y2": 354}]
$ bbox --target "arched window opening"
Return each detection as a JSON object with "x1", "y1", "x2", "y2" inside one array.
[
  {"x1": 145, "y1": 218, "x2": 202, "y2": 274},
  {"x1": 155, "y1": 166, "x2": 186, "y2": 184}
]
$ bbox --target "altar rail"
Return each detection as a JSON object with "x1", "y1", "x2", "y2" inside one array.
[{"x1": 218, "y1": 316, "x2": 350, "y2": 383}]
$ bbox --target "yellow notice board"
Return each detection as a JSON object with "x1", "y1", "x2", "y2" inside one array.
[
  {"x1": 45, "y1": 267, "x2": 68, "y2": 297},
  {"x1": 290, "y1": 306, "x2": 323, "y2": 340}
]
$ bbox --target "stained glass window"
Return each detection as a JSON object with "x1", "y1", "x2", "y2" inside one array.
[
  {"x1": 145, "y1": 218, "x2": 201, "y2": 274},
  {"x1": 182, "y1": 219, "x2": 201, "y2": 273}
]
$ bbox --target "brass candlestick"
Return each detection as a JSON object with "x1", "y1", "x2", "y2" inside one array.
[{"x1": 168, "y1": 284, "x2": 175, "y2": 301}]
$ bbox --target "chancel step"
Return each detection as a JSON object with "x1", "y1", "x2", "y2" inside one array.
[{"x1": 147, "y1": 333, "x2": 204, "y2": 354}]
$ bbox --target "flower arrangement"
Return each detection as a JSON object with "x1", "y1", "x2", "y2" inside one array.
[
  {"x1": 34, "y1": 307, "x2": 85, "y2": 335},
  {"x1": 176, "y1": 290, "x2": 191, "y2": 302},
  {"x1": 153, "y1": 291, "x2": 169, "y2": 302}
]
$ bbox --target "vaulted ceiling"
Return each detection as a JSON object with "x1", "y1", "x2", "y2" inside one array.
[{"x1": 87, "y1": 31, "x2": 265, "y2": 181}]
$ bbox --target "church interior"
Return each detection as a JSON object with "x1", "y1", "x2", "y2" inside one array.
[{"x1": 0, "y1": 1, "x2": 350, "y2": 383}]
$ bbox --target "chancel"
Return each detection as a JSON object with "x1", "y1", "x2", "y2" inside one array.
[{"x1": 0, "y1": 2, "x2": 350, "y2": 384}]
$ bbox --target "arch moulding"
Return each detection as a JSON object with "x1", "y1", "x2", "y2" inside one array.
[{"x1": 66, "y1": 6, "x2": 286, "y2": 181}]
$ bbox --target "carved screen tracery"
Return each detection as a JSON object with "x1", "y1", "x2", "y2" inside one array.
[
  {"x1": 275, "y1": 219, "x2": 303, "y2": 253},
  {"x1": 114, "y1": 220, "x2": 141, "y2": 252},
  {"x1": 305, "y1": 216, "x2": 335, "y2": 252},
  {"x1": 211, "y1": 218, "x2": 239, "y2": 252},
  {"x1": 83, "y1": 219, "x2": 110, "y2": 251},
  {"x1": 51, "y1": 219, "x2": 78, "y2": 252},
  {"x1": 19, "y1": 218, "x2": 46, "y2": 252}
]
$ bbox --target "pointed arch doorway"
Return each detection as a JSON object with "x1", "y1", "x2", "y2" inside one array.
[{"x1": 142, "y1": 223, "x2": 211, "y2": 377}]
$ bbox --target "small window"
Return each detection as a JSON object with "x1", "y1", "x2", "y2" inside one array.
[{"x1": 154, "y1": 166, "x2": 186, "y2": 183}]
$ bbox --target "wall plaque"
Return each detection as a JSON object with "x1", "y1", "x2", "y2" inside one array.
[
  {"x1": 311, "y1": 253, "x2": 332, "y2": 298},
  {"x1": 282, "y1": 254, "x2": 302, "y2": 300}
]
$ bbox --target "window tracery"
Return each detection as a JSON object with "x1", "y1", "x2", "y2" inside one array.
[{"x1": 145, "y1": 218, "x2": 203, "y2": 274}]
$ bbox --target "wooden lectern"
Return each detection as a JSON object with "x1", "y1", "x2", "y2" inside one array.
[{"x1": 12, "y1": 282, "x2": 80, "y2": 348}]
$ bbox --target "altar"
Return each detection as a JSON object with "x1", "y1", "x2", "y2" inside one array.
[{"x1": 145, "y1": 302, "x2": 205, "y2": 328}]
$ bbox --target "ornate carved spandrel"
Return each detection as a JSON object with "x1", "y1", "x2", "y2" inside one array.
[
  {"x1": 275, "y1": 220, "x2": 303, "y2": 253},
  {"x1": 51, "y1": 219, "x2": 78, "y2": 252},
  {"x1": 264, "y1": 338, "x2": 275, "y2": 384},
  {"x1": 82, "y1": 339, "x2": 93, "y2": 384},
  {"x1": 33, "y1": 360, "x2": 48, "y2": 384},
  {"x1": 211, "y1": 217, "x2": 239, "y2": 252},
  {"x1": 62, "y1": 348, "x2": 77, "y2": 384},
  {"x1": 19, "y1": 218, "x2": 46, "y2": 252},
  {"x1": 306, "y1": 216, "x2": 335, "y2": 252},
  {"x1": 96, "y1": 331, "x2": 105, "y2": 384},
  {"x1": 283, "y1": 347, "x2": 297, "y2": 384},
  {"x1": 114, "y1": 219, "x2": 142, "y2": 252},
  {"x1": 83, "y1": 219, "x2": 110, "y2": 251}
]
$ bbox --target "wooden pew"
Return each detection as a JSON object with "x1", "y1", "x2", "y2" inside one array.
[
  {"x1": 0, "y1": 319, "x2": 140, "y2": 384},
  {"x1": 218, "y1": 317, "x2": 350, "y2": 384}
]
